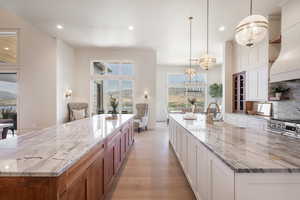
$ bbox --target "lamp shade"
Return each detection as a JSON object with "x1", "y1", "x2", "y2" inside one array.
[
  {"x1": 199, "y1": 54, "x2": 216, "y2": 70},
  {"x1": 185, "y1": 67, "x2": 196, "y2": 78},
  {"x1": 235, "y1": 14, "x2": 269, "y2": 47}
]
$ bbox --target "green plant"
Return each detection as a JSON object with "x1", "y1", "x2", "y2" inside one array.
[
  {"x1": 272, "y1": 86, "x2": 289, "y2": 94},
  {"x1": 1, "y1": 107, "x2": 15, "y2": 119},
  {"x1": 209, "y1": 83, "x2": 223, "y2": 98},
  {"x1": 110, "y1": 95, "x2": 119, "y2": 114}
]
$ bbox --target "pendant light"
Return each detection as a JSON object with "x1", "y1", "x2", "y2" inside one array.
[
  {"x1": 235, "y1": 0, "x2": 269, "y2": 47},
  {"x1": 199, "y1": 0, "x2": 216, "y2": 70},
  {"x1": 185, "y1": 17, "x2": 196, "y2": 80}
]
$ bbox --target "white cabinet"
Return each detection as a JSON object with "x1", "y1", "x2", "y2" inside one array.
[
  {"x1": 197, "y1": 143, "x2": 210, "y2": 200},
  {"x1": 210, "y1": 155, "x2": 235, "y2": 200},
  {"x1": 169, "y1": 119, "x2": 235, "y2": 200},
  {"x1": 246, "y1": 66, "x2": 268, "y2": 101},
  {"x1": 169, "y1": 116, "x2": 300, "y2": 200},
  {"x1": 233, "y1": 39, "x2": 269, "y2": 102},
  {"x1": 187, "y1": 134, "x2": 198, "y2": 191}
]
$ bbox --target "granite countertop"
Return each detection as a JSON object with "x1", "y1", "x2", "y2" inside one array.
[
  {"x1": 225, "y1": 112, "x2": 271, "y2": 120},
  {"x1": 170, "y1": 114, "x2": 300, "y2": 173},
  {"x1": 0, "y1": 114, "x2": 134, "y2": 177}
]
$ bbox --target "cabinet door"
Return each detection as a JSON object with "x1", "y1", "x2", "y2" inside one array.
[
  {"x1": 176, "y1": 128, "x2": 181, "y2": 158},
  {"x1": 197, "y1": 143, "x2": 210, "y2": 200},
  {"x1": 104, "y1": 143, "x2": 115, "y2": 190},
  {"x1": 210, "y1": 155, "x2": 235, "y2": 200},
  {"x1": 188, "y1": 134, "x2": 198, "y2": 191},
  {"x1": 257, "y1": 66, "x2": 268, "y2": 101},
  {"x1": 67, "y1": 173, "x2": 87, "y2": 200},
  {"x1": 87, "y1": 152, "x2": 105, "y2": 200},
  {"x1": 246, "y1": 69, "x2": 258, "y2": 101},
  {"x1": 246, "y1": 66, "x2": 268, "y2": 101},
  {"x1": 181, "y1": 130, "x2": 188, "y2": 172},
  {"x1": 121, "y1": 132, "x2": 126, "y2": 160},
  {"x1": 114, "y1": 135, "x2": 122, "y2": 173}
]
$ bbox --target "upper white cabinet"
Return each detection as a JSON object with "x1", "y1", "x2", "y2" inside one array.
[
  {"x1": 246, "y1": 66, "x2": 269, "y2": 101},
  {"x1": 232, "y1": 38, "x2": 269, "y2": 102}
]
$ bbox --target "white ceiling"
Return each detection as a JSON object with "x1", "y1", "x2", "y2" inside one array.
[{"x1": 0, "y1": 0, "x2": 284, "y2": 65}]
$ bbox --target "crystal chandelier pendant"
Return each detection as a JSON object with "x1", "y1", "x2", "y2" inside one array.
[
  {"x1": 199, "y1": 53, "x2": 216, "y2": 70},
  {"x1": 199, "y1": 0, "x2": 216, "y2": 70},
  {"x1": 185, "y1": 67, "x2": 196, "y2": 79},
  {"x1": 235, "y1": 0, "x2": 269, "y2": 47}
]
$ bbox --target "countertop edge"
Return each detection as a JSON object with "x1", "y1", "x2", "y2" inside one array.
[
  {"x1": 169, "y1": 115, "x2": 300, "y2": 174},
  {"x1": 0, "y1": 115, "x2": 134, "y2": 177}
]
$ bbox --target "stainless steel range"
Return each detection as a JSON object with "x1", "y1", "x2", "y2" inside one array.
[{"x1": 267, "y1": 119, "x2": 300, "y2": 138}]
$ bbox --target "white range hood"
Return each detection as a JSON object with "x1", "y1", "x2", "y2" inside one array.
[{"x1": 270, "y1": 0, "x2": 300, "y2": 83}]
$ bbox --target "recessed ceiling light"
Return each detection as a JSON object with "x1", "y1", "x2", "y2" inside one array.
[
  {"x1": 128, "y1": 26, "x2": 134, "y2": 31},
  {"x1": 218, "y1": 26, "x2": 225, "y2": 32},
  {"x1": 3, "y1": 47, "x2": 9, "y2": 51},
  {"x1": 56, "y1": 24, "x2": 64, "y2": 30}
]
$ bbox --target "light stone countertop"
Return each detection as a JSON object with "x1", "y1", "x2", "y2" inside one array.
[
  {"x1": 0, "y1": 114, "x2": 134, "y2": 177},
  {"x1": 170, "y1": 114, "x2": 300, "y2": 173}
]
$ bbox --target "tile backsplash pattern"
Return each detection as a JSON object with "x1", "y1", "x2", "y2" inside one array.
[{"x1": 270, "y1": 80, "x2": 300, "y2": 119}]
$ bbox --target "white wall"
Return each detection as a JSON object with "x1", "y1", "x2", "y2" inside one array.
[
  {"x1": 56, "y1": 40, "x2": 75, "y2": 124},
  {"x1": 222, "y1": 41, "x2": 233, "y2": 113},
  {"x1": 156, "y1": 64, "x2": 223, "y2": 121},
  {"x1": 73, "y1": 47, "x2": 157, "y2": 129},
  {"x1": 0, "y1": 8, "x2": 57, "y2": 130}
]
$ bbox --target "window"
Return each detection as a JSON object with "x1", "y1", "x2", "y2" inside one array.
[
  {"x1": 168, "y1": 74, "x2": 206, "y2": 112},
  {"x1": 0, "y1": 31, "x2": 18, "y2": 65},
  {"x1": 91, "y1": 61, "x2": 134, "y2": 114},
  {"x1": 0, "y1": 73, "x2": 17, "y2": 131},
  {"x1": 92, "y1": 61, "x2": 134, "y2": 76}
]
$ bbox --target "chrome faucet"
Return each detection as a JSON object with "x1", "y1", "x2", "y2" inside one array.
[{"x1": 206, "y1": 102, "x2": 221, "y2": 124}]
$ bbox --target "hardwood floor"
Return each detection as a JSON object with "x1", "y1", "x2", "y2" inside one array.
[{"x1": 110, "y1": 123, "x2": 196, "y2": 200}]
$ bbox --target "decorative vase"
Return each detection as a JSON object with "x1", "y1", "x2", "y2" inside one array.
[
  {"x1": 275, "y1": 92, "x2": 282, "y2": 100},
  {"x1": 112, "y1": 107, "x2": 118, "y2": 117},
  {"x1": 192, "y1": 104, "x2": 196, "y2": 113}
]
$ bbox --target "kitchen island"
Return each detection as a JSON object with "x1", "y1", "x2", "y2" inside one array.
[
  {"x1": 169, "y1": 114, "x2": 300, "y2": 200},
  {"x1": 0, "y1": 114, "x2": 134, "y2": 200}
]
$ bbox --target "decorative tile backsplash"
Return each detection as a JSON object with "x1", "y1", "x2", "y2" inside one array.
[{"x1": 270, "y1": 80, "x2": 300, "y2": 119}]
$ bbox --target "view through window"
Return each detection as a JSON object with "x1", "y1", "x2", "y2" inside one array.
[
  {"x1": 0, "y1": 73, "x2": 17, "y2": 130},
  {"x1": 92, "y1": 62, "x2": 134, "y2": 114},
  {"x1": 168, "y1": 74, "x2": 206, "y2": 112}
]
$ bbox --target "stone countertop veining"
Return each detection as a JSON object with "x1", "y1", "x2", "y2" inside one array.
[
  {"x1": 0, "y1": 114, "x2": 134, "y2": 177},
  {"x1": 170, "y1": 114, "x2": 300, "y2": 173}
]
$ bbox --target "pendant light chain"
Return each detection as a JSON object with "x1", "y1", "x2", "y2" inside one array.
[
  {"x1": 207, "y1": 0, "x2": 209, "y2": 54},
  {"x1": 189, "y1": 17, "x2": 193, "y2": 82},
  {"x1": 250, "y1": 0, "x2": 253, "y2": 15}
]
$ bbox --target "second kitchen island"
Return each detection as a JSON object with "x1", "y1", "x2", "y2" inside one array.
[
  {"x1": 169, "y1": 114, "x2": 300, "y2": 200},
  {"x1": 0, "y1": 114, "x2": 134, "y2": 200}
]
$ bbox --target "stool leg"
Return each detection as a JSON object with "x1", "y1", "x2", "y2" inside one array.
[{"x1": 2, "y1": 128, "x2": 9, "y2": 139}]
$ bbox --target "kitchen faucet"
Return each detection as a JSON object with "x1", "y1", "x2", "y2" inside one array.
[{"x1": 206, "y1": 102, "x2": 221, "y2": 124}]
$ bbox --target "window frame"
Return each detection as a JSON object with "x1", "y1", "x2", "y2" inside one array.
[
  {"x1": 0, "y1": 70, "x2": 19, "y2": 130},
  {"x1": 90, "y1": 60, "x2": 135, "y2": 115},
  {"x1": 167, "y1": 72, "x2": 207, "y2": 112}
]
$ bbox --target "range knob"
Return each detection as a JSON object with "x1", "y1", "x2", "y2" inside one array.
[{"x1": 277, "y1": 124, "x2": 282, "y2": 129}]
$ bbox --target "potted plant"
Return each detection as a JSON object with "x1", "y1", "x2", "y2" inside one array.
[
  {"x1": 110, "y1": 95, "x2": 119, "y2": 117},
  {"x1": 209, "y1": 83, "x2": 223, "y2": 103},
  {"x1": 188, "y1": 97, "x2": 197, "y2": 113},
  {"x1": 271, "y1": 86, "x2": 289, "y2": 100}
]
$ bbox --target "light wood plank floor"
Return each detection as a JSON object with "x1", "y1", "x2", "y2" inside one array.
[{"x1": 110, "y1": 123, "x2": 196, "y2": 200}]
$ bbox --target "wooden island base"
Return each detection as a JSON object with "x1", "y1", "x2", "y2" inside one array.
[{"x1": 0, "y1": 120, "x2": 134, "y2": 200}]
